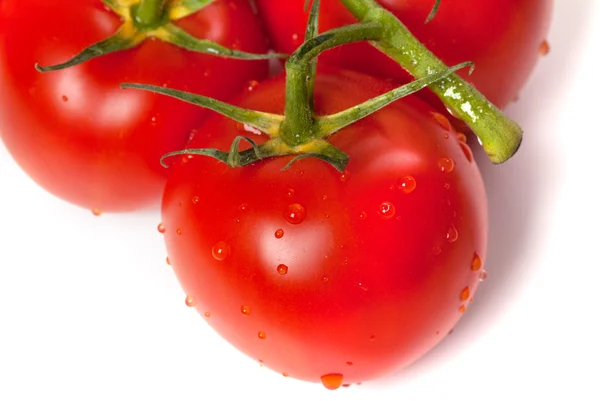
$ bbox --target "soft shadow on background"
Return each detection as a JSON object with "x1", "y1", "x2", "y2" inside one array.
[{"x1": 374, "y1": 0, "x2": 596, "y2": 386}]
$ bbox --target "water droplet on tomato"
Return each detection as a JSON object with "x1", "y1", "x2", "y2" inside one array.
[
  {"x1": 460, "y1": 287, "x2": 470, "y2": 301},
  {"x1": 291, "y1": 33, "x2": 301, "y2": 45},
  {"x1": 431, "y1": 112, "x2": 452, "y2": 131},
  {"x1": 176, "y1": 228, "x2": 182, "y2": 235},
  {"x1": 446, "y1": 225, "x2": 459, "y2": 242},
  {"x1": 320, "y1": 374, "x2": 344, "y2": 390},
  {"x1": 457, "y1": 132, "x2": 467, "y2": 143},
  {"x1": 340, "y1": 171, "x2": 350, "y2": 182},
  {"x1": 212, "y1": 241, "x2": 230, "y2": 261},
  {"x1": 258, "y1": 331, "x2": 267, "y2": 340},
  {"x1": 282, "y1": 372, "x2": 289, "y2": 377},
  {"x1": 287, "y1": 188, "x2": 295, "y2": 197},
  {"x1": 62, "y1": 95, "x2": 68, "y2": 102},
  {"x1": 433, "y1": 246, "x2": 442, "y2": 256},
  {"x1": 246, "y1": 80, "x2": 260, "y2": 92},
  {"x1": 479, "y1": 270, "x2": 488, "y2": 282},
  {"x1": 91, "y1": 208, "x2": 102, "y2": 216},
  {"x1": 459, "y1": 305, "x2": 467, "y2": 313},
  {"x1": 277, "y1": 264, "x2": 288, "y2": 275},
  {"x1": 460, "y1": 142, "x2": 474, "y2": 162},
  {"x1": 284, "y1": 203, "x2": 306, "y2": 225},
  {"x1": 192, "y1": 196, "x2": 200, "y2": 205},
  {"x1": 438, "y1": 157, "x2": 455, "y2": 173},
  {"x1": 274, "y1": 229, "x2": 284, "y2": 239},
  {"x1": 369, "y1": 335, "x2": 376, "y2": 341},
  {"x1": 378, "y1": 202, "x2": 396, "y2": 219},
  {"x1": 204, "y1": 312, "x2": 210, "y2": 318},
  {"x1": 539, "y1": 40, "x2": 550, "y2": 56},
  {"x1": 166, "y1": 257, "x2": 171, "y2": 265},
  {"x1": 359, "y1": 211, "x2": 368, "y2": 220},
  {"x1": 358, "y1": 283, "x2": 368, "y2": 291},
  {"x1": 157, "y1": 223, "x2": 166, "y2": 234},
  {"x1": 346, "y1": 361, "x2": 353, "y2": 366},
  {"x1": 239, "y1": 203, "x2": 248, "y2": 211},
  {"x1": 322, "y1": 275, "x2": 330, "y2": 283},
  {"x1": 322, "y1": 195, "x2": 328, "y2": 201},
  {"x1": 444, "y1": 183, "x2": 451, "y2": 190},
  {"x1": 398, "y1": 176, "x2": 417, "y2": 194},
  {"x1": 241, "y1": 305, "x2": 251, "y2": 316},
  {"x1": 471, "y1": 253, "x2": 482, "y2": 271},
  {"x1": 185, "y1": 295, "x2": 196, "y2": 307}
]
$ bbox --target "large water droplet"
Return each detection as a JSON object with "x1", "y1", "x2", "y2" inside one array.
[
  {"x1": 320, "y1": 373, "x2": 344, "y2": 390},
  {"x1": 157, "y1": 223, "x2": 166, "y2": 234},
  {"x1": 274, "y1": 229, "x2": 284, "y2": 239},
  {"x1": 212, "y1": 241, "x2": 230, "y2": 261},
  {"x1": 378, "y1": 202, "x2": 396, "y2": 220},
  {"x1": 277, "y1": 264, "x2": 288, "y2": 275},
  {"x1": 460, "y1": 287, "x2": 470, "y2": 301},
  {"x1": 192, "y1": 196, "x2": 200, "y2": 205},
  {"x1": 258, "y1": 331, "x2": 267, "y2": 340},
  {"x1": 446, "y1": 225, "x2": 459, "y2": 242},
  {"x1": 185, "y1": 295, "x2": 196, "y2": 307},
  {"x1": 241, "y1": 305, "x2": 251, "y2": 316},
  {"x1": 438, "y1": 157, "x2": 455, "y2": 173},
  {"x1": 398, "y1": 176, "x2": 417, "y2": 194},
  {"x1": 284, "y1": 203, "x2": 306, "y2": 225},
  {"x1": 471, "y1": 252, "x2": 482, "y2": 271}
]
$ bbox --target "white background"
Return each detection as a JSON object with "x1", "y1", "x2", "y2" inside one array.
[{"x1": 1, "y1": 1, "x2": 599, "y2": 400}]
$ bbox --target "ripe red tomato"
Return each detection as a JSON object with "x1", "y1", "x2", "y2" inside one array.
[
  {"x1": 255, "y1": 0, "x2": 553, "y2": 110},
  {"x1": 161, "y1": 68, "x2": 488, "y2": 386},
  {"x1": 0, "y1": 0, "x2": 269, "y2": 213}
]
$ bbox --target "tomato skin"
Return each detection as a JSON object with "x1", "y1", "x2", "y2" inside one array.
[
  {"x1": 0, "y1": 0, "x2": 269, "y2": 212},
  {"x1": 255, "y1": 0, "x2": 553, "y2": 110},
  {"x1": 162, "y1": 68, "x2": 488, "y2": 384}
]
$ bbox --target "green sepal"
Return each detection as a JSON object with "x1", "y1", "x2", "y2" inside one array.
[
  {"x1": 227, "y1": 136, "x2": 263, "y2": 167},
  {"x1": 425, "y1": 0, "x2": 442, "y2": 23}
]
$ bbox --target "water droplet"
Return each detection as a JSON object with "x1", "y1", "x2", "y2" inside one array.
[
  {"x1": 444, "y1": 183, "x2": 451, "y2": 190},
  {"x1": 320, "y1": 373, "x2": 344, "y2": 390},
  {"x1": 322, "y1": 275, "x2": 330, "y2": 283},
  {"x1": 346, "y1": 361, "x2": 354, "y2": 366},
  {"x1": 322, "y1": 195, "x2": 328, "y2": 201},
  {"x1": 277, "y1": 264, "x2": 288, "y2": 275},
  {"x1": 369, "y1": 335, "x2": 376, "y2": 341},
  {"x1": 212, "y1": 241, "x2": 230, "y2": 261},
  {"x1": 460, "y1": 287, "x2": 470, "y2": 301},
  {"x1": 471, "y1": 253, "x2": 482, "y2": 271},
  {"x1": 239, "y1": 203, "x2": 248, "y2": 211},
  {"x1": 358, "y1": 283, "x2": 368, "y2": 291},
  {"x1": 176, "y1": 228, "x2": 182, "y2": 235},
  {"x1": 431, "y1": 112, "x2": 452, "y2": 131},
  {"x1": 241, "y1": 305, "x2": 251, "y2": 316},
  {"x1": 340, "y1": 171, "x2": 350, "y2": 182},
  {"x1": 258, "y1": 331, "x2": 267, "y2": 340},
  {"x1": 151, "y1": 116, "x2": 157, "y2": 124},
  {"x1": 460, "y1": 142, "x2": 474, "y2": 162},
  {"x1": 456, "y1": 132, "x2": 467, "y2": 143},
  {"x1": 274, "y1": 229, "x2": 284, "y2": 239},
  {"x1": 62, "y1": 95, "x2": 68, "y2": 102},
  {"x1": 192, "y1": 196, "x2": 200, "y2": 205},
  {"x1": 246, "y1": 80, "x2": 260, "y2": 92},
  {"x1": 359, "y1": 211, "x2": 368, "y2": 220},
  {"x1": 479, "y1": 270, "x2": 488, "y2": 282},
  {"x1": 378, "y1": 202, "x2": 396, "y2": 219},
  {"x1": 287, "y1": 188, "x2": 295, "y2": 197},
  {"x1": 398, "y1": 176, "x2": 417, "y2": 194},
  {"x1": 204, "y1": 312, "x2": 210, "y2": 318},
  {"x1": 166, "y1": 256, "x2": 171, "y2": 265},
  {"x1": 539, "y1": 40, "x2": 550, "y2": 56},
  {"x1": 446, "y1": 225, "x2": 459, "y2": 243},
  {"x1": 284, "y1": 203, "x2": 306, "y2": 225},
  {"x1": 438, "y1": 157, "x2": 455, "y2": 173},
  {"x1": 291, "y1": 33, "x2": 301, "y2": 45},
  {"x1": 185, "y1": 295, "x2": 196, "y2": 307},
  {"x1": 91, "y1": 208, "x2": 102, "y2": 216},
  {"x1": 282, "y1": 372, "x2": 289, "y2": 377},
  {"x1": 459, "y1": 305, "x2": 467, "y2": 313},
  {"x1": 157, "y1": 223, "x2": 166, "y2": 234},
  {"x1": 433, "y1": 246, "x2": 442, "y2": 256}
]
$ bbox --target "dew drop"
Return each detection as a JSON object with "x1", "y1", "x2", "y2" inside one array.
[
  {"x1": 460, "y1": 142, "x2": 474, "y2": 162},
  {"x1": 258, "y1": 331, "x2": 267, "y2": 340},
  {"x1": 398, "y1": 176, "x2": 417, "y2": 194},
  {"x1": 274, "y1": 229, "x2": 284, "y2": 239},
  {"x1": 166, "y1": 256, "x2": 171, "y2": 265},
  {"x1": 284, "y1": 203, "x2": 306, "y2": 225},
  {"x1": 539, "y1": 40, "x2": 550, "y2": 56},
  {"x1": 176, "y1": 228, "x2": 182, "y2": 235},
  {"x1": 91, "y1": 208, "x2": 102, "y2": 216},
  {"x1": 287, "y1": 188, "x2": 295, "y2": 197},
  {"x1": 456, "y1": 132, "x2": 467, "y2": 143},
  {"x1": 438, "y1": 157, "x2": 455, "y2": 173},
  {"x1": 322, "y1": 195, "x2": 328, "y2": 201},
  {"x1": 246, "y1": 80, "x2": 259, "y2": 92},
  {"x1": 359, "y1": 211, "x2": 368, "y2": 220},
  {"x1": 204, "y1": 312, "x2": 210, "y2": 318},
  {"x1": 444, "y1": 183, "x2": 451, "y2": 190},
  {"x1": 320, "y1": 373, "x2": 344, "y2": 390},
  {"x1": 239, "y1": 203, "x2": 248, "y2": 211},
  {"x1": 369, "y1": 335, "x2": 376, "y2": 341},
  {"x1": 471, "y1": 252, "x2": 482, "y2": 271},
  {"x1": 241, "y1": 305, "x2": 251, "y2": 316},
  {"x1": 378, "y1": 202, "x2": 396, "y2": 220},
  {"x1": 479, "y1": 270, "x2": 488, "y2": 282},
  {"x1": 157, "y1": 223, "x2": 166, "y2": 234},
  {"x1": 340, "y1": 171, "x2": 350, "y2": 182},
  {"x1": 431, "y1": 112, "x2": 452, "y2": 131},
  {"x1": 192, "y1": 196, "x2": 200, "y2": 205},
  {"x1": 277, "y1": 264, "x2": 288, "y2": 275},
  {"x1": 322, "y1": 275, "x2": 330, "y2": 283},
  {"x1": 460, "y1": 287, "x2": 470, "y2": 301},
  {"x1": 282, "y1": 372, "x2": 289, "y2": 377},
  {"x1": 291, "y1": 33, "x2": 301, "y2": 45},
  {"x1": 212, "y1": 241, "x2": 230, "y2": 261},
  {"x1": 346, "y1": 362, "x2": 353, "y2": 366},
  {"x1": 185, "y1": 295, "x2": 196, "y2": 307},
  {"x1": 62, "y1": 95, "x2": 68, "y2": 102},
  {"x1": 459, "y1": 305, "x2": 467, "y2": 313},
  {"x1": 433, "y1": 246, "x2": 442, "y2": 256},
  {"x1": 446, "y1": 225, "x2": 459, "y2": 243}
]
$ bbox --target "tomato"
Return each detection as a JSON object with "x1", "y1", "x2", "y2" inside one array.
[
  {"x1": 0, "y1": 0, "x2": 269, "y2": 213},
  {"x1": 255, "y1": 0, "x2": 553, "y2": 110},
  {"x1": 161, "y1": 68, "x2": 488, "y2": 386}
]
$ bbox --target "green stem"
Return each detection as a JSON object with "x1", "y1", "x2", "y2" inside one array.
[
  {"x1": 134, "y1": 0, "x2": 167, "y2": 29},
  {"x1": 339, "y1": 0, "x2": 522, "y2": 164},
  {"x1": 280, "y1": 21, "x2": 384, "y2": 146}
]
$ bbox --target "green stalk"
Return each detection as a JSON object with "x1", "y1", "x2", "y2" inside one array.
[
  {"x1": 134, "y1": 0, "x2": 167, "y2": 29},
  {"x1": 339, "y1": 0, "x2": 522, "y2": 164}
]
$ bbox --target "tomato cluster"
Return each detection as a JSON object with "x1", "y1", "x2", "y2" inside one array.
[{"x1": 0, "y1": 0, "x2": 552, "y2": 390}]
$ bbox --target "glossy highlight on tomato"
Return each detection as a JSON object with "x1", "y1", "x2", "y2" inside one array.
[
  {"x1": 161, "y1": 68, "x2": 488, "y2": 386},
  {"x1": 0, "y1": 0, "x2": 269, "y2": 212},
  {"x1": 256, "y1": 0, "x2": 553, "y2": 109}
]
